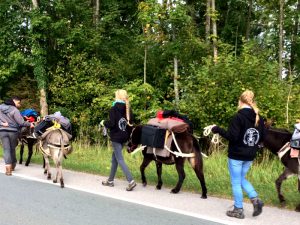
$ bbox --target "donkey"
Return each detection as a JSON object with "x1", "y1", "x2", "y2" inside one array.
[
  {"x1": 263, "y1": 127, "x2": 300, "y2": 211},
  {"x1": 38, "y1": 128, "x2": 72, "y2": 188},
  {"x1": 127, "y1": 125, "x2": 207, "y2": 199},
  {"x1": 19, "y1": 126, "x2": 38, "y2": 166}
]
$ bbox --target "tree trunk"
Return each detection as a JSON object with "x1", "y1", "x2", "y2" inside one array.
[
  {"x1": 93, "y1": 0, "x2": 100, "y2": 26},
  {"x1": 245, "y1": 0, "x2": 253, "y2": 40},
  {"x1": 144, "y1": 45, "x2": 147, "y2": 84},
  {"x1": 211, "y1": 0, "x2": 218, "y2": 63},
  {"x1": 174, "y1": 57, "x2": 179, "y2": 108},
  {"x1": 31, "y1": 0, "x2": 49, "y2": 117},
  {"x1": 32, "y1": 0, "x2": 38, "y2": 9},
  {"x1": 39, "y1": 88, "x2": 48, "y2": 116},
  {"x1": 279, "y1": 0, "x2": 284, "y2": 79},
  {"x1": 205, "y1": 0, "x2": 211, "y2": 43}
]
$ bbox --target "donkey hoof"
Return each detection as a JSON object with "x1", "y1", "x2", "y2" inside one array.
[
  {"x1": 47, "y1": 175, "x2": 51, "y2": 180},
  {"x1": 142, "y1": 182, "x2": 147, "y2": 187},
  {"x1": 171, "y1": 188, "x2": 179, "y2": 194},
  {"x1": 279, "y1": 200, "x2": 286, "y2": 207},
  {"x1": 60, "y1": 183, "x2": 64, "y2": 188},
  {"x1": 53, "y1": 179, "x2": 57, "y2": 183},
  {"x1": 201, "y1": 194, "x2": 207, "y2": 199},
  {"x1": 295, "y1": 205, "x2": 300, "y2": 212},
  {"x1": 156, "y1": 185, "x2": 162, "y2": 190},
  {"x1": 25, "y1": 163, "x2": 29, "y2": 167}
]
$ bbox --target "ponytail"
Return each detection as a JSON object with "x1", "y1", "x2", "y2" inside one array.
[
  {"x1": 239, "y1": 90, "x2": 260, "y2": 127},
  {"x1": 115, "y1": 89, "x2": 133, "y2": 126},
  {"x1": 125, "y1": 98, "x2": 133, "y2": 126}
]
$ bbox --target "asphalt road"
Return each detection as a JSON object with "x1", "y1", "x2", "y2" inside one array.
[
  {"x1": 0, "y1": 174, "x2": 221, "y2": 225},
  {"x1": 1, "y1": 159, "x2": 300, "y2": 225}
]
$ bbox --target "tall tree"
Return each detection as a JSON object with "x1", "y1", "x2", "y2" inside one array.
[
  {"x1": 211, "y1": 0, "x2": 218, "y2": 62},
  {"x1": 279, "y1": 0, "x2": 284, "y2": 79},
  {"x1": 246, "y1": 0, "x2": 253, "y2": 40},
  {"x1": 205, "y1": 0, "x2": 211, "y2": 43},
  {"x1": 31, "y1": 0, "x2": 48, "y2": 116}
]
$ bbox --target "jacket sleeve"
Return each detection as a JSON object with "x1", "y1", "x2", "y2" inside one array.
[
  {"x1": 12, "y1": 109, "x2": 31, "y2": 127},
  {"x1": 217, "y1": 114, "x2": 241, "y2": 143},
  {"x1": 104, "y1": 108, "x2": 116, "y2": 129}
]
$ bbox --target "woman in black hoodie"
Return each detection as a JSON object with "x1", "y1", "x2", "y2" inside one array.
[
  {"x1": 101, "y1": 90, "x2": 136, "y2": 191},
  {"x1": 212, "y1": 90, "x2": 264, "y2": 219}
]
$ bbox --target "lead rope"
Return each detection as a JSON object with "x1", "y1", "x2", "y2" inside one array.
[{"x1": 203, "y1": 125, "x2": 220, "y2": 144}]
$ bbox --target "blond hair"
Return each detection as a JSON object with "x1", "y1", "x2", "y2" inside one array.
[
  {"x1": 239, "y1": 90, "x2": 260, "y2": 127},
  {"x1": 115, "y1": 89, "x2": 132, "y2": 126}
]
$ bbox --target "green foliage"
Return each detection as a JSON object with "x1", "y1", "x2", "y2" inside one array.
[
  {"x1": 180, "y1": 41, "x2": 289, "y2": 130},
  {"x1": 1, "y1": 0, "x2": 300, "y2": 138}
]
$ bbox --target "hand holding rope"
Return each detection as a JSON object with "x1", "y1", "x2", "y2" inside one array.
[{"x1": 203, "y1": 125, "x2": 220, "y2": 144}]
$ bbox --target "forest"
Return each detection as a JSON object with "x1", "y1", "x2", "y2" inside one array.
[{"x1": 0, "y1": 0, "x2": 299, "y2": 141}]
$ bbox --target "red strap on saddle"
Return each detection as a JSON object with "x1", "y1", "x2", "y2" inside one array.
[{"x1": 24, "y1": 116, "x2": 36, "y2": 122}]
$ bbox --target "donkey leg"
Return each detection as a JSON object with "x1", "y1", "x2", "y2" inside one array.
[
  {"x1": 171, "y1": 158, "x2": 185, "y2": 194},
  {"x1": 155, "y1": 161, "x2": 163, "y2": 190},
  {"x1": 296, "y1": 204, "x2": 300, "y2": 212},
  {"x1": 25, "y1": 142, "x2": 33, "y2": 166},
  {"x1": 276, "y1": 168, "x2": 293, "y2": 204},
  {"x1": 19, "y1": 144, "x2": 24, "y2": 164},
  {"x1": 44, "y1": 156, "x2": 51, "y2": 179},
  {"x1": 140, "y1": 156, "x2": 152, "y2": 187},
  {"x1": 59, "y1": 164, "x2": 64, "y2": 188},
  {"x1": 188, "y1": 156, "x2": 207, "y2": 199}
]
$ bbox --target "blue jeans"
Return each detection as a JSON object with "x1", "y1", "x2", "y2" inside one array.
[
  {"x1": 108, "y1": 142, "x2": 133, "y2": 182},
  {"x1": 228, "y1": 158, "x2": 258, "y2": 208}
]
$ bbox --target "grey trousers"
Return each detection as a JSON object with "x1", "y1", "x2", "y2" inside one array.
[
  {"x1": 108, "y1": 142, "x2": 133, "y2": 182},
  {"x1": 0, "y1": 131, "x2": 19, "y2": 165}
]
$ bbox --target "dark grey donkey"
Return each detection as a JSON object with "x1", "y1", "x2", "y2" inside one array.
[
  {"x1": 38, "y1": 128, "x2": 73, "y2": 188},
  {"x1": 19, "y1": 126, "x2": 38, "y2": 166}
]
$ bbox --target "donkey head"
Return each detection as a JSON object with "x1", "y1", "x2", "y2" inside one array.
[{"x1": 127, "y1": 125, "x2": 142, "y2": 153}]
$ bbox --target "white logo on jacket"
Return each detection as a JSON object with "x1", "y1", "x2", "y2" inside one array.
[
  {"x1": 118, "y1": 117, "x2": 127, "y2": 131},
  {"x1": 243, "y1": 128, "x2": 260, "y2": 147}
]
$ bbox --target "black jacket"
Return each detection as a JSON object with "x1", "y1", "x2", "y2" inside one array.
[
  {"x1": 104, "y1": 103, "x2": 133, "y2": 144},
  {"x1": 214, "y1": 108, "x2": 264, "y2": 161}
]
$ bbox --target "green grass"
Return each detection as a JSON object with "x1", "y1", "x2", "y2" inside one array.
[{"x1": 2, "y1": 143, "x2": 300, "y2": 210}]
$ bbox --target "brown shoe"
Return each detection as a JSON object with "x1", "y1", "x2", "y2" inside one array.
[{"x1": 5, "y1": 165, "x2": 12, "y2": 176}]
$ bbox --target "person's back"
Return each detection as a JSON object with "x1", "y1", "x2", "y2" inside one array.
[
  {"x1": 290, "y1": 122, "x2": 300, "y2": 149},
  {"x1": 0, "y1": 100, "x2": 31, "y2": 132}
]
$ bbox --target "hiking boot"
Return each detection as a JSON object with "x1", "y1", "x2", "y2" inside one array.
[
  {"x1": 226, "y1": 206, "x2": 245, "y2": 219},
  {"x1": 126, "y1": 180, "x2": 136, "y2": 191},
  {"x1": 11, "y1": 163, "x2": 16, "y2": 171},
  {"x1": 102, "y1": 180, "x2": 114, "y2": 187},
  {"x1": 251, "y1": 197, "x2": 264, "y2": 216}
]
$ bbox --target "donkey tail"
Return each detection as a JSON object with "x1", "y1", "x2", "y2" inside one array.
[{"x1": 192, "y1": 135, "x2": 208, "y2": 158}]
